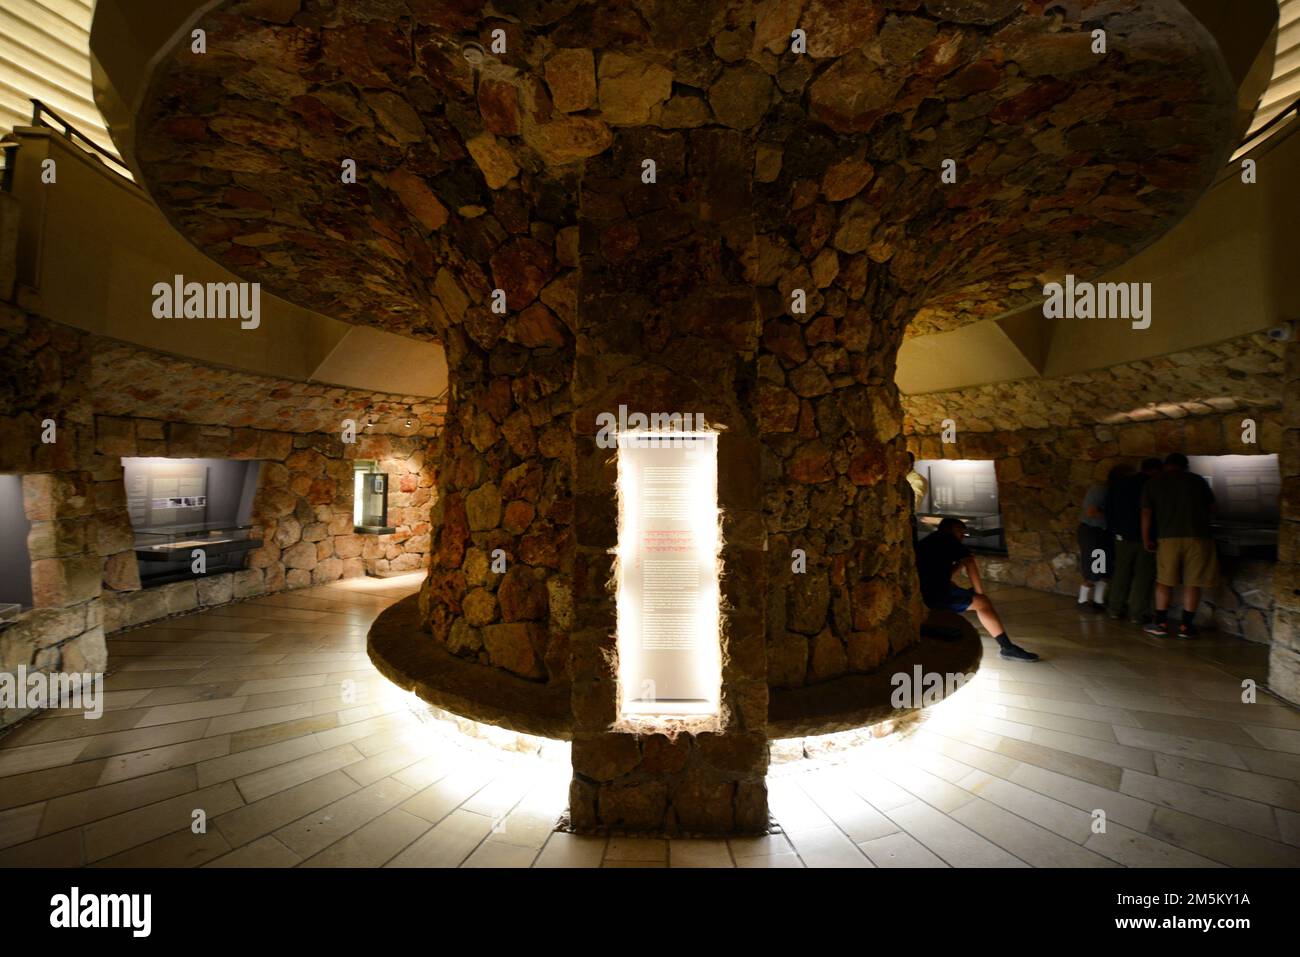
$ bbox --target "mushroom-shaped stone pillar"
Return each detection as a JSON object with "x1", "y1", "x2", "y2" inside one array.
[{"x1": 118, "y1": 0, "x2": 1243, "y2": 832}]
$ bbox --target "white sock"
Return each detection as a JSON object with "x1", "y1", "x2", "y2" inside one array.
[
  {"x1": 1094, "y1": 582, "x2": 1107, "y2": 603},
  {"x1": 1078, "y1": 584, "x2": 1090, "y2": 603}
]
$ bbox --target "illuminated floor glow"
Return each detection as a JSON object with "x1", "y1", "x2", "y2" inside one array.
[{"x1": 2, "y1": 575, "x2": 1295, "y2": 866}]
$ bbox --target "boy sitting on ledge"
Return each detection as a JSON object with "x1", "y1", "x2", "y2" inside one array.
[{"x1": 915, "y1": 517, "x2": 1039, "y2": 662}]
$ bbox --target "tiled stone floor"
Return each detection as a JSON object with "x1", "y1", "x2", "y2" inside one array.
[{"x1": 2, "y1": 574, "x2": 1298, "y2": 867}]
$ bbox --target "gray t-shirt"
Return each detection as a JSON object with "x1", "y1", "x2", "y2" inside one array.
[{"x1": 1080, "y1": 484, "x2": 1107, "y2": 529}]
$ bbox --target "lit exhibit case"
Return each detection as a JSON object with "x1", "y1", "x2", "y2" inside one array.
[
  {"x1": 123, "y1": 458, "x2": 262, "y2": 586},
  {"x1": 915, "y1": 459, "x2": 1006, "y2": 553},
  {"x1": 1189, "y1": 454, "x2": 1281, "y2": 559},
  {"x1": 353, "y1": 462, "x2": 394, "y2": 533},
  {"x1": 0, "y1": 474, "x2": 33, "y2": 616},
  {"x1": 616, "y1": 431, "x2": 721, "y2": 718}
]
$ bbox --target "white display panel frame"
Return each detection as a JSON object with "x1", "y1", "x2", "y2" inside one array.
[{"x1": 616, "y1": 431, "x2": 721, "y2": 718}]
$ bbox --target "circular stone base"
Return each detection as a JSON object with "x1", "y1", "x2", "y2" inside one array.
[
  {"x1": 367, "y1": 596, "x2": 572, "y2": 740},
  {"x1": 768, "y1": 612, "x2": 983, "y2": 738},
  {"x1": 368, "y1": 598, "x2": 983, "y2": 741}
]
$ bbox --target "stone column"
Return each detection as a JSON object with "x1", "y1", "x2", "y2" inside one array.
[
  {"x1": 1270, "y1": 337, "x2": 1300, "y2": 705},
  {"x1": 568, "y1": 128, "x2": 769, "y2": 833}
]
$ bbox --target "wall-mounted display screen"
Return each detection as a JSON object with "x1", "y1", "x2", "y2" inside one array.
[
  {"x1": 616, "y1": 432, "x2": 721, "y2": 719},
  {"x1": 914, "y1": 458, "x2": 1005, "y2": 553}
]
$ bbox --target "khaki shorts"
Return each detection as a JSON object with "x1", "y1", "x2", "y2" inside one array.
[{"x1": 1155, "y1": 537, "x2": 1218, "y2": 588}]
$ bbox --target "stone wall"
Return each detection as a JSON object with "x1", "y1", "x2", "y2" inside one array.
[
  {"x1": 904, "y1": 332, "x2": 1284, "y2": 432},
  {"x1": 906, "y1": 409, "x2": 1283, "y2": 628},
  {"x1": 96, "y1": 418, "x2": 434, "y2": 632},
  {"x1": 0, "y1": 303, "x2": 440, "y2": 727},
  {"x1": 0, "y1": 308, "x2": 106, "y2": 726},
  {"x1": 1269, "y1": 338, "x2": 1300, "y2": 706}
]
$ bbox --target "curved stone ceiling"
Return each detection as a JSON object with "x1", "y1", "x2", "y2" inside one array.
[{"x1": 133, "y1": 0, "x2": 1238, "y2": 342}]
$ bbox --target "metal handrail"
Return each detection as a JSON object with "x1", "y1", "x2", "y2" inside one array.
[
  {"x1": 1236, "y1": 94, "x2": 1300, "y2": 156},
  {"x1": 0, "y1": 139, "x2": 17, "y2": 193},
  {"x1": 28, "y1": 99, "x2": 131, "y2": 179}
]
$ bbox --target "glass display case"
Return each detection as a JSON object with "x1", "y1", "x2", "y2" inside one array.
[
  {"x1": 133, "y1": 522, "x2": 262, "y2": 586},
  {"x1": 353, "y1": 463, "x2": 394, "y2": 534}
]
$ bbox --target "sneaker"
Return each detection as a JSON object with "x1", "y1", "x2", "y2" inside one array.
[
  {"x1": 999, "y1": 643, "x2": 1040, "y2": 662},
  {"x1": 1177, "y1": 622, "x2": 1197, "y2": 639},
  {"x1": 1090, "y1": 602, "x2": 1107, "y2": 613},
  {"x1": 1143, "y1": 621, "x2": 1170, "y2": 638}
]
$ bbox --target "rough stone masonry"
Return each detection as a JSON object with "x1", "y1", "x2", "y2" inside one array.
[{"x1": 131, "y1": 0, "x2": 1241, "y2": 832}]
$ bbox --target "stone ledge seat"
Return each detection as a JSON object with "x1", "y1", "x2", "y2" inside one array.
[{"x1": 369, "y1": 596, "x2": 982, "y2": 741}]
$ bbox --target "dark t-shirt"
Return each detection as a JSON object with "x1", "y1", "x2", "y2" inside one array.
[
  {"x1": 915, "y1": 531, "x2": 970, "y2": 604},
  {"x1": 1106, "y1": 472, "x2": 1149, "y2": 540},
  {"x1": 1141, "y1": 470, "x2": 1215, "y2": 539}
]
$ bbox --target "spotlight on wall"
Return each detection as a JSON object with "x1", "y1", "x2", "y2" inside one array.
[{"x1": 1266, "y1": 321, "x2": 1295, "y2": 343}]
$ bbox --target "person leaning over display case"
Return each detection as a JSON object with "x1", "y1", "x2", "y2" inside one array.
[
  {"x1": 1142, "y1": 453, "x2": 1218, "y2": 639},
  {"x1": 1106, "y1": 457, "x2": 1162, "y2": 625}
]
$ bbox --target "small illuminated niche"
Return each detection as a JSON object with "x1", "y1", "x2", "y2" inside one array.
[{"x1": 615, "y1": 430, "x2": 721, "y2": 719}]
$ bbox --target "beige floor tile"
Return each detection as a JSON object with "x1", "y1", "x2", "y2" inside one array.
[
  {"x1": 956, "y1": 769, "x2": 1094, "y2": 841},
  {"x1": 462, "y1": 840, "x2": 539, "y2": 868},
  {"x1": 605, "y1": 836, "x2": 668, "y2": 862},
  {"x1": 727, "y1": 833, "x2": 794, "y2": 859},
  {"x1": 274, "y1": 777, "x2": 415, "y2": 858},
  {"x1": 0, "y1": 827, "x2": 84, "y2": 867},
  {"x1": 300, "y1": 807, "x2": 430, "y2": 867},
  {"x1": 668, "y1": 839, "x2": 733, "y2": 867},
  {"x1": 1119, "y1": 768, "x2": 1279, "y2": 839},
  {"x1": 387, "y1": 808, "x2": 493, "y2": 867},
  {"x1": 783, "y1": 825, "x2": 873, "y2": 867},
  {"x1": 1112, "y1": 725, "x2": 1249, "y2": 769},
  {"x1": 93, "y1": 827, "x2": 233, "y2": 868},
  {"x1": 949, "y1": 798, "x2": 1116, "y2": 867},
  {"x1": 884, "y1": 800, "x2": 1027, "y2": 868},
  {"x1": 1154, "y1": 752, "x2": 1300, "y2": 812},
  {"x1": 0, "y1": 738, "x2": 91, "y2": 778},
  {"x1": 994, "y1": 737, "x2": 1124, "y2": 790},
  {"x1": 1030, "y1": 727, "x2": 1159, "y2": 773},
  {"x1": 83, "y1": 781, "x2": 244, "y2": 862},
  {"x1": 1146, "y1": 807, "x2": 1300, "y2": 867},
  {"x1": 858, "y1": 831, "x2": 949, "y2": 867},
  {"x1": 195, "y1": 734, "x2": 319, "y2": 788},
  {"x1": 133, "y1": 697, "x2": 248, "y2": 728},
  {"x1": 0, "y1": 709, "x2": 145, "y2": 746},
  {"x1": 1277, "y1": 807, "x2": 1300, "y2": 846},
  {"x1": 77, "y1": 719, "x2": 211, "y2": 761},
  {"x1": 401, "y1": 766, "x2": 492, "y2": 824},
  {"x1": 533, "y1": 832, "x2": 607, "y2": 868},
  {"x1": 341, "y1": 742, "x2": 428, "y2": 788},
  {"x1": 41, "y1": 766, "x2": 198, "y2": 835},
  {"x1": 215, "y1": 769, "x2": 358, "y2": 847},
  {"x1": 1242, "y1": 724, "x2": 1300, "y2": 754},
  {"x1": 233, "y1": 743, "x2": 365, "y2": 803},
  {"x1": 97, "y1": 734, "x2": 233, "y2": 786},
  {"x1": 1084, "y1": 820, "x2": 1221, "y2": 867},
  {"x1": 230, "y1": 713, "x2": 340, "y2": 752},
  {"x1": 1007, "y1": 762, "x2": 1154, "y2": 831},
  {"x1": 800, "y1": 775, "x2": 900, "y2": 842},
  {"x1": 204, "y1": 833, "x2": 304, "y2": 868},
  {"x1": 205, "y1": 702, "x2": 316, "y2": 736},
  {"x1": 0, "y1": 801, "x2": 45, "y2": 850},
  {"x1": 735, "y1": 851, "x2": 803, "y2": 867}
]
